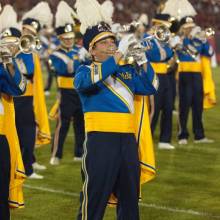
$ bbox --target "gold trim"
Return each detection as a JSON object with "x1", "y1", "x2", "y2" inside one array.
[
  {"x1": 22, "y1": 25, "x2": 37, "y2": 35},
  {"x1": 152, "y1": 19, "x2": 172, "y2": 28},
  {"x1": 0, "y1": 115, "x2": 5, "y2": 134},
  {"x1": 91, "y1": 64, "x2": 95, "y2": 83},
  {"x1": 57, "y1": 76, "x2": 74, "y2": 89},
  {"x1": 178, "y1": 62, "x2": 202, "y2": 73},
  {"x1": 112, "y1": 76, "x2": 133, "y2": 97},
  {"x1": 82, "y1": 134, "x2": 88, "y2": 220},
  {"x1": 89, "y1": 32, "x2": 115, "y2": 49},
  {"x1": 103, "y1": 81, "x2": 132, "y2": 112},
  {"x1": 84, "y1": 112, "x2": 135, "y2": 133},
  {"x1": 151, "y1": 62, "x2": 168, "y2": 74}
]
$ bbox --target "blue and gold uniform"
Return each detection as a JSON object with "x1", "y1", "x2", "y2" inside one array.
[
  {"x1": 177, "y1": 36, "x2": 214, "y2": 141},
  {"x1": 50, "y1": 47, "x2": 85, "y2": 160},
  {"x1": 40, "y1": 34, "x2": 60, "y2": 93},
  {"x1": 13, "y1": 52, "x2": 36, "y2": 176},
  {"x1": 75, "y1": 56, "x2": 158, "y2": 220},
  {"x1": 143, "y1": 25, "x2": 175, "y2": 147},
  {"x1": 0, "y1": 59, "x2": 26, "y2": 220}
]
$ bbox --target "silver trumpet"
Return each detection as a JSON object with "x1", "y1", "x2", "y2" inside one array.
[
  {"x1": 19, "y1": 34, "x2": 42, "y2": 53},
  {"x1": 195, "y1": 27, "x2": 215, "y2": 40},
  {"x1": 115, "y1": 21, "x2": 140, "y2": 33},
  {"x1": 190, "y1": 26, "x2": 215, "y2": 42},
  {"x1": 0, "y1": 34, "x2": 41, "y2": 54},
  {"x1": 124, "y1": 26, "x2": 171, "y2": 62},
  {"x1": 150, "y1": 25, "x2": 171, "y2": 43}
]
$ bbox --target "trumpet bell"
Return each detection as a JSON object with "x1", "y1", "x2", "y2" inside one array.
[
  {"x1": 205, "y1": 28, "x2": 215, "y2": 38},
  {"x1": 19, "y1": 34, "x2": 42, "y2": 54},
  {"x1": 154, "y1": 25, "x2": 171, "y2": 43}
]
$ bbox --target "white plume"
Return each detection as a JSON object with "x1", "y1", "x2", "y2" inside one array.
[
  {"x1": 22, "y1": 2, "x2": 53, "y2": 27},
  {"x1": 55, "y1": 1, "x2": 75, "y2": 28},
  {"x1": 138, "y1": 13, "x2": 149, "y2": 26},
  {"x1": 101, "y1": 0, "x2": 114, "y2": 21},
  {"x1": 0, "y1": 5, "x2": 20, "y2": 32},
  {"x1": 75, "y1": 0, "x2": 113, "y2": 34},
  {"x1": 162, "y1": 0, "x2": 197, "y2": 20}
]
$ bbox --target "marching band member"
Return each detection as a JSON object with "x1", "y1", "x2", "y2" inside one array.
[
  {"x1": 13, "y1": 2, "x2": 52, "y2": 179},
  {"x1": 141, "y1": 13, "x2": 174, "y2": 149},
  {"x1": 0, "y1": 5, "x2": 26, "y2": 219},
  {"x1": 177, "y1": 16, "x2": 215, "y2": 144},
  {"x1": 162, "y1": 0, "x2": 216, "y2": 145},
  {"x1": 49, "y1": 1, "x2": 85, "y2": 165},
  {"x1": 39, "y1": 26, "x2": 60, "y2": 95},
  {"x1": 75, "y1": 0, "x2": 158, "y2": 219}
]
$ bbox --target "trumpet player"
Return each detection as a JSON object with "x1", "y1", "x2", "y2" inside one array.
[
  {"x1": 176, "y1": 16, "x2": 215, "y2": 145},
  {"x1": 142, "y1": 14, "x2": 175, "y2": 150},
  {"x1": 0, "y1": 5, "x2": 27, "y2": 220},
  {"x1": 49, "y1": 1, "x2": 85, "y2": 165},
  {"x1": 12, "y1": 2, "x2": 52, "y2": 179},
  {"x1": 75, "y1": 0, "x2": 158, "y2": 219}
]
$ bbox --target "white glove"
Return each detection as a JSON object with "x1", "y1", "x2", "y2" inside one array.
[
  {"x1": 0, "y1": 47, "x2": 13, "y2": 64},
  {"x1": 169, "y1": 36, "x2": 182, "y2": 48},
  {"x1": 136, "y1": 51, "x2": 148, "y2": 66},
  {"x1": 117, "y1": 34, "x2": 137, "y2": 56},
  {"x1": 78, "y1": 47, "x2": 90, "y2": 62},
  {"x1": 129, "y1": 43, "x2": 148, "y2": 66}
]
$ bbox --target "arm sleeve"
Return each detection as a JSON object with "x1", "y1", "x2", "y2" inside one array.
[
  {"x1": 49, "y1": 54, "x2": 69, "y2": 75},
  {"x1": 145, "y1": 38, "x2": 173, "y2": 62},
  {"x1": 16, "y1": 53, "x2": 34, "y2": 78},
  {"x1": 201, "y1": 41, "x2": 214, "y2": 57},
  {"x1": 1, "y1": 60, "x2": 27, "y2": 95},
  {"x1": 74, "y1": 56, "x2": 119, "y2": 92},
  {"x1": 49, "y1": 54, "x2": 80, "y2": 75},
  {"x1": 133, "y1": 62, "x2": 159, "y2": 95}
]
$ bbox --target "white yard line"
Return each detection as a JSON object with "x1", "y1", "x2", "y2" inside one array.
[{"x1": 24, "y1": 184, "x2": 220, "y2": 219}]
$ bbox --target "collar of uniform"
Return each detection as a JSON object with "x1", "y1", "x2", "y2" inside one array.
[{"x1": 59, "y1": 46, "x2": 73, "y2": 53}]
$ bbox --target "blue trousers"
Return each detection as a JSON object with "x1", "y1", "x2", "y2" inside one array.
[
  {"x1": 51, "y1": 89, "x2": 85, "y2": 158},
  {"x1": 77, "y1": 132, "x2": 140, "y2": 220},
  {"x1": 151, "y1": 74, "x2": 173, "y2": 143},
  {"x1": 14, "y1": 96, "x2": 36, "y2": 176},
  {"x1": 0, "y1": 135, "x2": 10, "y2": 220},
  {"x1": 178, "y1": 72, "x2": 204, "y2": 140}
]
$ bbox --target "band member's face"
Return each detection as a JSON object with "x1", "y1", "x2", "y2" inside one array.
[
  {"x1": 180, "y1": 26, "x2": 193, "y2": 37},
  {"x1": 91, "y1": 37, "x2": 117, "y2": 62},
  {"x1": 60, "y1": 37, "x2": 74, "y2": 49}
]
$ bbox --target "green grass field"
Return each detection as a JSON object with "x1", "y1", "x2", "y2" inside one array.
[{"x1": 12, "y1": 67, "x2": 220, "y2": 220}]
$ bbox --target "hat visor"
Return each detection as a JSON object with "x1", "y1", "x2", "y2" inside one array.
[
  {"x1": 1, "y1": 36, "x2": 19, "y2": 43},
  {"x1": 22, "y1": 25, "x2": 37, "y2": 35},
  {"x1": 181, "y1": 22, "x2": 196, "y2": 29},
  {"x1": 152, "y1": 19, "x2": 172, "y2": 28},
  {"x1": 89, "y1": 32, "x2": 116, "y2": 49},
  {"x1": 59, "y1": 32, "x2": 75, "y2": 39}
]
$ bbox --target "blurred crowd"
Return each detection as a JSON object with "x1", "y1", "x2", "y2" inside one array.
[{"x1": 1, "y1": 0, "x2": 220, "y2": 30}]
